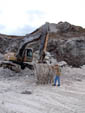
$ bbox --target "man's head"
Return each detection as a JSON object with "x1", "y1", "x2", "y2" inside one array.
[
  {"x1": 55, "y1": 63, "x2": 58, "y2": 66},
  {"x1": 55, "y1": 64, "x2": 58, "y2": 67}
]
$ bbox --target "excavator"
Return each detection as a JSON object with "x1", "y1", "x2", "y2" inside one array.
[{"x1": 2, "y1": 23, "x2": 50, "y2": 71}]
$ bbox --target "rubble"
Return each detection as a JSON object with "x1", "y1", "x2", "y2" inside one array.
[{"x1": 57, "y1": 61, "x2": 67, "y2": 67}]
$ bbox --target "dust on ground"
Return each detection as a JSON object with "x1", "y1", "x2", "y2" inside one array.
[{"x1": 0, "y1": 66, "x2": 85, "y2": 113}]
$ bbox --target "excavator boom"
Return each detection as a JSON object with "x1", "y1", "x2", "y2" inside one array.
[{"x1": 16, "y1": 23, "x2": 49, "y2": 62}]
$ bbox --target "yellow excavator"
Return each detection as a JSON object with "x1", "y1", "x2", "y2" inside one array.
[{"x1": 3, "y1": 23, "x2": 49, "y2": 70}]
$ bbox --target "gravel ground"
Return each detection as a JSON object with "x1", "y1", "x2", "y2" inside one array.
[{"x1": 0, "y1": 66, "x2": 85, "y2": 113}]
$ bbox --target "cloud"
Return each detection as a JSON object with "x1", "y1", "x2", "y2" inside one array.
[
  {"x1": 0, "y1": 24, "x2": 5, "y2": 30},
  {"x1": 0, "y1": 0, "x2": 85, "y2": 35},
  {"x1": 27, "y1": 10, "x2": 45, "y2": 15},
  {"x1": 0, "y1": 10, "x2": 2, "y2": 14},
  {"x1": 26, "y1": 10, "x2": 46, "y2": 28},
  {"x1": 0, "y1": 24, "x2": 6, "y2": 33},
  {"x1": 7, "y1": 25, "x2": 36, "y2": 36}
]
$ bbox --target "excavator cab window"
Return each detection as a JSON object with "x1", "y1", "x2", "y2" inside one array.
[
  {"x1": 24, "y1": 48, "x2": 33, "y2": 62},
  {"x1": 27, "y1": 49, "x2": 33, "y2": 58}
]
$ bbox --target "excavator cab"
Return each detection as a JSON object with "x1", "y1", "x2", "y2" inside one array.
[{"x1": 24, "y1": 48, "x2": 33, "y2": 62}]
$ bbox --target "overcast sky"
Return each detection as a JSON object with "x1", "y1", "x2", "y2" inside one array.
[{"x1": 0, "y1": 0, "x2": 85, "y2": 35}]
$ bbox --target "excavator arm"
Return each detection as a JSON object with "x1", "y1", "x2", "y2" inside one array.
[{"x1": 16, "y1": 23, "x2": 49, "y2": 62}]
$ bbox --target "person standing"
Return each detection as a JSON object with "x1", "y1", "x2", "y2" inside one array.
[{"x1": 52, "y1": 64, "x2": 61, "y2": 86}]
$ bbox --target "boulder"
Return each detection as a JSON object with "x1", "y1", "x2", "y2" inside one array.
[
  {"x1": 48, "y1": 37, "x2": 85, "y2": 67},
  {"x1": 34, "y1": 63, "x2": 55, "y2": 84}
]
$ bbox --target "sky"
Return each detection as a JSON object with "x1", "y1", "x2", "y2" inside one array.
[{"x1": 0, "y1": 0, "x2": 85, "y2": 35}]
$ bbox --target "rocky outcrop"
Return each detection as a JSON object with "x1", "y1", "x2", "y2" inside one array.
[
  {"x1": 0, "y1": 34, "x2": 24, "y2": 53},
  {"x1": 48, "y1": 37, "x2": 85, "y2": 67},
  {"x1": 0, "y1": 22, "x2": 85, "y2": 67}
]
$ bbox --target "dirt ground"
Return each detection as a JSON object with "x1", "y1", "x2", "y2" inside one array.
[{"x1": 0, "y1": 66, "x2": 85, "y2": 113}]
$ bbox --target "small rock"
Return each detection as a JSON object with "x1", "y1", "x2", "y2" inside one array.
[{"x1": 21, "y1": 90, "x2": 32, "y2": 95}]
